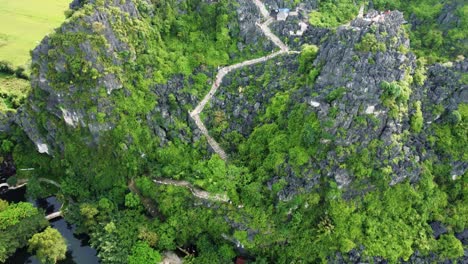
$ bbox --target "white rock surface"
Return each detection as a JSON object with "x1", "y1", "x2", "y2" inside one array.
[
  {"x1": 61, "y1": 108, "x2": 80, "y2": 127},
  {"x1": 310, "y1": 100, "x2": 320, "y2": 107},
  {"x1": 365, "y1": 105, "x2": 375, "y2": 114},
  {"x1": 37, "y1": 143, "x2": 49, "y2": 154}
]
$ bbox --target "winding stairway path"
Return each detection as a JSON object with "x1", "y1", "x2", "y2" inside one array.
[
  {"x1": 189, "y1": 0, "x2": 298, "y2": 161},
  {"x1": 152, "y1": 0, "x2": 303, "y2": 203}
]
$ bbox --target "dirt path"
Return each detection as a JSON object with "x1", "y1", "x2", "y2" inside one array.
[
  {"x1": 189, "y1": 0, "x2": 297, "y2": 161},
  {"x1": 128, "y1": 179, "x2": 161, "y2": 218},
  {"x1": 358, "y1": 4, "x2": 365, "y2": 18},
  {"x1": 256, "y1": 18, "x2": 289, "y2": 51},
  {"x1": 253, "y1": 0, "x2": 270, "y2": 19}
]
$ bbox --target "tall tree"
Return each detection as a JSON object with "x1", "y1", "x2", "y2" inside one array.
[{"x1": 28, "y1": 227, "x2": 67, "y2": 264}]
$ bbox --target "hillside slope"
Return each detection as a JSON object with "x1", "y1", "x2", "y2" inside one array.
[{"x1": 5, "y1": 0, "x2": 467, "y2": 262}]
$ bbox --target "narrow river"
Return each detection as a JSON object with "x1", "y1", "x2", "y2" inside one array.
[{"x1": 0, "y1": 187, "x2": 100, "y2": 264}]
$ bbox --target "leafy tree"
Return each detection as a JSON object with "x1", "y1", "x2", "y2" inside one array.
[
  {"x1": 80, "y1": 203, "x2": 99, "y2": 228},
  {"x1": 125, "y1": 193, "x2": 142, "y2": 209},
  {"x1": 309, "y1": 0, "x2": 361, "y2": 28},
  {"x1": 0, "y1": 201, "x2": 40, "y2": 229},
  {"x1": 355, "y1": 33, "x2": 387, "y2": 53},
  {"x1": 138, "y1": 226, "x2": 159, "y2": 247},
  {"x1": 0, "y1": 200, "x2": 47, "y2": 262},
  {"x1": 128, "y1": 242, "x2": 162, "y2": 264},
  {"x1": 28, "y1": 227, "x2": 67, "y2": 264},
  {"x1": 436, "y1": 234, "x2": 464, "y2": 259},
  {"x1": 298, "y1": 44, "x2": 319, "y2": 74}
]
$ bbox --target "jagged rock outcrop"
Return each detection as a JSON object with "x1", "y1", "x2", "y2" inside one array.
[
  {"x1": 5, "y1": 1, "x2": 466, "y2": 263},
  {"x1": 413, "y1": 59, "x2": 468, "y2": 177},
  {"x1": 204, "y1": 9, "x2": 467, "y2": 199},
  {"x1": 0, "y1": 112, "x2": 14, "y2": 134},
  {"x1": 418, "y1": 60, "x2": 467, "y2": 118},
  {"x1": 310, "y1": 10, "x2": 420, "y2": 186},
  {"x1": 205, "y1": 54, "x2": 300, "y2": 139},
  {"x1": 236, "y1": 0, "x2": 275, "y2": 51},
  {"x1": 15, "y1": 0, "x2": 270, "y2": 156},
  {"x1": 16, "y1": 0, "x2": 142, "y2": 154}
]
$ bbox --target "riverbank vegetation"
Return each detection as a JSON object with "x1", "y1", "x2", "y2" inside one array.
[{"x1": 0, "y1": 199, "x2": 48, "y2": 262}]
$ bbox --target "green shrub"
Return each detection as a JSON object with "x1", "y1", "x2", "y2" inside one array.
[
  {"x1": 14, "y1": 66, "x2": 28, "y2": 80},
  {"x1": 0, "y1": 61, "x2": 15, "y2": 75},
  {"x1": 380, "y1": 81, "x2": 401, "y2": 98},
  {"x1": 410, "y1": 101, "x2": 423, "y2": 133},
  {"x1": 436, "y1": 234, "x2": 464, "y2": 259},
  {"x1": 355, "y1": 33, "x2": 387, "y2": 53},
  {"x1": 326, "y1": 87, "x2": 346, "y2": 103},
  {"x1": 433, "y1": 104, "x2": 468, "y2": 161},
  {"x1": 309, "y1": 0, "x2": 361, "y2": 28},
  {"x1": 298, "y1": 44, "x2": 319, "y2": 73},
  {"x1": 448, "y1": 110, "x2": 462, "y2": 125},
  {"x1": 413, "y1": 58, "x2": 427, "y2": 86},
  {"x1": 0, "y1": 139, "x2": 14, "y2": 153}
]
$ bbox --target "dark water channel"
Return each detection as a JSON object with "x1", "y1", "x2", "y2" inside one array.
[{"x1": 0, "y1": 187, "x2": 100, "y2": 264}]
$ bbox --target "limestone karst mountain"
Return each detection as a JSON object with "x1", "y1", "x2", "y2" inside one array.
[{"x1": 1, "y1": 0, "x2": 466, "y2": 262}]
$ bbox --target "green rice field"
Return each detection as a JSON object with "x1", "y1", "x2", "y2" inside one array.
[{"x1": 0, "y1": 0, "x2": 69, "y2": 67}]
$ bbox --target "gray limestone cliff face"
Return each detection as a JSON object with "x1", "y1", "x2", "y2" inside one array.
[
  {"x1": 236, "y1": 0, "x2": 275, "y2": 52},
  {"x1": 204, "y1": 10, "x2": 467, "y2": 201},
  {"x1": 417, "y1": 60, "x2": 467, "y2": 119},
  {"x1": 15, "y1": 0, "x2": 142, "y2": 154},
  {"x1": 297, "y1": 12, "x2": 465, "y2": 191},
  {"x1": 412, "y1": 59, "x2": 468, "y2": 178},
  {"x1": 204, "y1": 54, "x2": 300, "y2": 141},
  {"x1": 310, "y1": 11, "x2": 421, "y2": 187},
  {"x1": 14, "y1": 0, "x2": 270, "y2": 156}
]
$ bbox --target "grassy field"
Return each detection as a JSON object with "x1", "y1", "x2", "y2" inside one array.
[
  {"x1": 0, "y1": 72, "x2": 30, "y2": 112},
  {"x1": 0, "y1": 0, "x2": 69, "y2": 68}
]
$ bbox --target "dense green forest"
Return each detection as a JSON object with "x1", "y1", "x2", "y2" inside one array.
[{"x1": 0, "y1": 0, "x2": 466, "y2": 263}]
